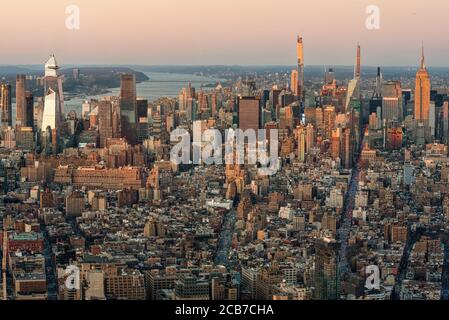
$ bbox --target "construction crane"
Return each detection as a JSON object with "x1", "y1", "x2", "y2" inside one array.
[{"x1": 2, "y1": 218, "x2": 8, "y2": 300}]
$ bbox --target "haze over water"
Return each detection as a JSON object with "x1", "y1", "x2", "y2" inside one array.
[{"x1": 63, "y1": 71, "x2": 222, "y2": 114}]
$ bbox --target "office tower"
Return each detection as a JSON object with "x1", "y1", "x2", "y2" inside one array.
[
  {"x1": 0, "y1": 83, "x2": 12, "y2": 130},
  {"x1": 306, "y1": 123, "x2": 315, "y2": 153},
  {"x1": 261, "y1": 89, "x2": 269, "y2": 110},
  {"x1": 297, "y1": 126, "x2": 306, "y2": 162},
  {"x1": 72, "y1": 68, "x2": 80, "y2": 80},
  {"x1": 42, "y1": 55, "x2": 64, "y2": 154},
  {"x1": 382, "y1": 81, "x2": 402, "y2": 122},
  {"x1": 355, "y1": 43, "x2": 361, "y2": 79},
  {"x1": 44, "y1": 54, "x2": 65, "y2": 119},
  {"x1": 238, "y1": 96, "x2": 260, "y2": 131},
  {"x1": 374, "y1": 67, "x2": 382, "y2": 97},
  {"x1": 387, "y1": 128, "x2": 403, "y2": 150},
  {"x1": 42, "y1": 89, "x2": 60, "y2": 154},
  {"x1": 120, "y1": 73, "x2": 137, "y2": 144},
  {"x1": 331, "y1": 128, "x2": 340, "y2": 160},
  {"x1": 136, "y1": 98, "x2": 148, "y2": 120},
  {"x1": 442, "y1": 101, "x2": 449, "y2": 143},
  {"x1": 179, "y1": 88, "x2": 187, "y2": 112},
  {"x1": 323, "y1": 106, "x2": 336, "y2": 139},
  {"x1": 342, "y1": 128, "x2": 352, "y2": 169},
  {"x1": 429, "y1": 102, "x2": 436, "y2": 137},
  {"x1": 369, "y1": 113, "x2": 378, "y2": 130},
  {"x1": 186, "y1": 98, "x2": 198, "y2": 122},
  {"x1": 25, "y1": 91, "x2": 34, "y2": 128},
  {"x1": 400, "y1": 89, "x2": 413, "y2": 119},
  {"x1": 346, "y1": 79, "x2": 360, "y2": 112},
  {"x1": 325, "y1": 68, "x2": 335, "y2": 85},
  {"x1": 304, "y1": 107, "x2": 316, "y2": 125},
  {"x1": 314, "y1": 238, "x2": 340, "y2": 300},
  {"x1": 2, "y1": 126, "x2": 16, "y2": 149},
  {"x1": 369, "y1": 96, "x2": 382, "y2": 120},
  {"x1": 414, "y1": 45, "x2": 430, "y2": 121},
  {"x1": 15, "y1": 127, "x2": 34, "y2": 150},
  {"x1": 279, "y1": 91, "x2": 295, "y2": 108},
  {"x1": 296, "y1": 35, "x2": 305, "y2": 101},
  {"x1": 34, "y1": 97, "x2": 44, "y2": 131},
  {"x1": 15, "y1": 74, "x2": 27, "y2": 127},
  {"x1": 211, "y1": 92, "x2": 218, "y2": 116},
  {"x1": 98, "y1": 101, "x2": 113, "y2": 148},
  {"x1": 81, "y1": 101, "x2": 91, "y2": 119}
]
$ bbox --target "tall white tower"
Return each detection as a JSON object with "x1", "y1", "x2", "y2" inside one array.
[{"x1": 42, "y1": 55, "x2": 65, "y2": 153}]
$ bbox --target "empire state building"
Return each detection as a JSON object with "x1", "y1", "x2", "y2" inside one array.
[{"x1": 414, "y1": 46, "x2": 430, "y2": 121}]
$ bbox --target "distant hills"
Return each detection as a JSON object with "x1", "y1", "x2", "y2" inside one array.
[{"x1": 0, "y1": 66, "x2": 149, "y2": 97}]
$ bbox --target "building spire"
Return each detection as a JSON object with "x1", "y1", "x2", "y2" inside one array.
[{"x1": 421, "y1": 42, "x2": 425, "y2": 69}]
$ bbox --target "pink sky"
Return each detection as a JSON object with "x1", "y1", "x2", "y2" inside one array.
[{"x1": 0, "y1": 0, "x2": 447, "y2": 66}]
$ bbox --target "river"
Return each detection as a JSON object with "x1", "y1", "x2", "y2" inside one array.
[{"x1": 63, "y1": 71, "x2": 223, "y2": 115}]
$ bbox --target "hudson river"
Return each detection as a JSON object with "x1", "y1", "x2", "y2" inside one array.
[{"x1": 64, "y1": 71, "x2": 222, "y2": 114}]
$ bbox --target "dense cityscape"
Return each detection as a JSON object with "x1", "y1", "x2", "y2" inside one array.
[{"x1": 0, "y1": 33, "x2": 448, "y2": 302}]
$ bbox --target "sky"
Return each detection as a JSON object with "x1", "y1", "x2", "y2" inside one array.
[{"x1": 0, "y1": 0, "x2": 448, "y2": 66}]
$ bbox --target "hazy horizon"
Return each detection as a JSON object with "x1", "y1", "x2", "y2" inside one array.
[{"x1": 1, "y1": 0, "x2": 448, "y2": 66}]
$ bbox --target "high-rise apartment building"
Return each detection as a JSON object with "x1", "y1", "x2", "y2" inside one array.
[
  {"x1": 296, "y1": 35, "x2": 305, "y2": 101},
  {"x1": 355, "y1": 43, "x2": 361, "y2": 80}
]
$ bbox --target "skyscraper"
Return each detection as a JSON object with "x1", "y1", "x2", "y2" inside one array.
[
  {"x1": 291, "y1": 70, "x2": 298, "y2": 96},
  {"x1": 296, "y1": 35, "x2": 304, "y2": 101},
  {"x1": 414, "y1": 45, "x2": 430, "y2": 121},
  {"x1": 44, "y1": 55, "x2": 65, "y2": 119},
  {"x1": 120, "y1": 73, "x2": 137, "y2": 144},
  {"x1": 15, "y1": 74, "x2": 27, "y2": 127},
  {"x1": 42, "y1": 55, "x2": 64, "y2": 154},
  {"x1": 296, "y1": 126, "x2": 306, "y2": 162},
  {"x1": 323, "y1": 105, "x2": 336, "y2": 139},
  {"x1": 99, "y1": 100, "x2": 113, "y2": 148},
  {"x1": 305, "y1": 123, "x2": 315, "y2": 153},
  {"x1": 325, "y1": 68, "x2": 335, "y2": 85},
  {"x1": 355, "y1": 43, "x2": 361, "y2": 80},
  {"x1": 0, "y1": 83, "x2": 12, "y2": 130},
  {"x1": 136, "y1": 98, "x2": 148, "y2": 120},
  {"x1": 342, "y1": 127, "x2": 353, "y2": 169},
  {"x1": 442, "y1": 101, "x2": 449, "y2": 144},
  {"x1": 238, "y1": 96, "x2": 260, "y2": 132},
  {"x1": 314, "y1": 238, "x2": 340, "y2": 300},
  {"x1": 375, "y1": 67, "x2": 382, "y2": 98},
  {"x1": 382, "y1": 81, "x2": 402, "y2": 122},
  {"x1": 25, "y1": 91, "x2": 34, "y2": 128}
]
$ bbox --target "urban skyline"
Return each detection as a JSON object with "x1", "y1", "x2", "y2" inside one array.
[{"x1": 1, "y1": 0, "x2": 449, "y2": 306}]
